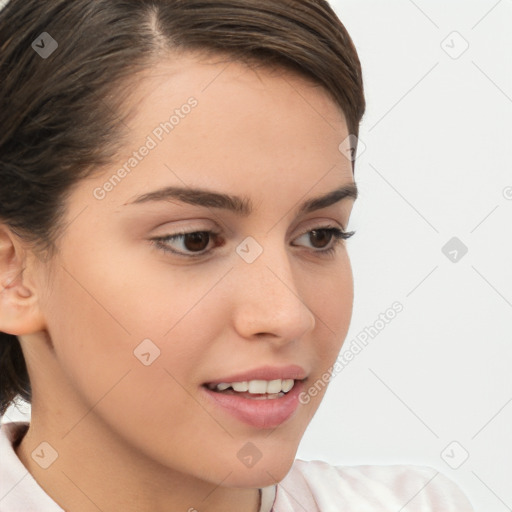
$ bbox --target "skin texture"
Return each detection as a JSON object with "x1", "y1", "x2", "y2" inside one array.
[{"x1": 0, "y1": 53, "x2": 357, "y2": 512}]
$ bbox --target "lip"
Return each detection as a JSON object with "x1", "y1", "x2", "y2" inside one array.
[
  {"x1": 203, "y1": 364, "x2": 308, "y2": 386},
  {"x1": 201, "y1": 377, "x2": 306, "y2": 429}
]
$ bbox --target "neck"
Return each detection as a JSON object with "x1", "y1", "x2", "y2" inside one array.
[{"x1": 14, "y1": 412, "x2": 261, "y2": 512}]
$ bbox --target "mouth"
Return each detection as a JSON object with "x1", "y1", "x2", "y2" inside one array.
[
  {"x1": 200, "y1": 365, "x2": 309, "y2": 428},
  {"x1": 201, "y1": 377, "x2": 307, "y2": 428},
  {"x1": 202, "y1": 378, "x2": 306, "y2": 400}
]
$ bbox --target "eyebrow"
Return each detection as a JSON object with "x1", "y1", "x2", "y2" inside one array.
[{"x1": 124, "y1": 182, "x2": 358, "y2": 216}]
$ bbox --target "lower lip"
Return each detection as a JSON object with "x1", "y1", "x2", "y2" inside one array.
[{"x1": 201, "y1": 379, "x2": 305, "y2": 429}]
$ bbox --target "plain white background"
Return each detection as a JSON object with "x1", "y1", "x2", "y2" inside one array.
[{"x1": 2, "y1": 1, "x2": 511, "y2": 511}]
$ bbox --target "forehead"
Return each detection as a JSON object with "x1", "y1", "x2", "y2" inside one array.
[
  {"x1": 74, "y1": 53, "x2": 353, "y2": 216},
  {"x1": 125, "y1": 52, "x2": 348, "y2": 139}
]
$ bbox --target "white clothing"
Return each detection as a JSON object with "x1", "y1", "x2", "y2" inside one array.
[{"x1": 0, "y1": 421, "x2": 474, "y2": 511}]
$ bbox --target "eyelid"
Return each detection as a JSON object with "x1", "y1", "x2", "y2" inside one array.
[{"x1": 150, "y1": 224, "x2": 355, "y2": 259}]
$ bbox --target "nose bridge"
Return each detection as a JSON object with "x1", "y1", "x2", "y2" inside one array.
[{"x1": 231, "y1": 237, "x2": 316, "y2": 339}]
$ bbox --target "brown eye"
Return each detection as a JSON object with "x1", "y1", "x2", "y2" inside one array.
[
  {"x1": 153, "y1": 227, "x2": 354, "y2": 259},
  {"x1": 292, "y1": 227, "x2": 355, "y2": 255},
  {"x1": 183, "y1": 232, "x2": 210, "y2": 252},
  {"x1": 308, "y1": 229, "x2": 333, "y2": 249},
  {"x1": 153, "y1": 230, "x2": 220, "y2": 257}
]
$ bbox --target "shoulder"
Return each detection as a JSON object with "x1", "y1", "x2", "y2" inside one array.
[
  {"x1": 0, "y1": 420, "x2": 64, "y2": 512},
  {"x1": 273, "y1": 459, "x2": 474, "y2": 512}
]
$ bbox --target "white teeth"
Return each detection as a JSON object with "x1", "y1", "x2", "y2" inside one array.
[
  {"x1": 232, "y1": 381, "x2": 249, "y2": 392},
  {"x1": 248, "y1": 380, "x2": 267, "y2": 394},
  {"x1": 209, "y1": 378, "x2": 296, "y2": 394},
  {"x1": 266, "y1": 379, "x2": 282, "y2": 394},
  {"x1": 281, "y1": 379, "x2": 294, "y2": 392}
]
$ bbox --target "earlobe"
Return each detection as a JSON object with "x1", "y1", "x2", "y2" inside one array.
[{"x1": 0, "y1": 225, "x2": 47, "y2": 335}]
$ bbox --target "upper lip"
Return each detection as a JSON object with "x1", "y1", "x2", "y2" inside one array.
[{"x1": 204, "y1": 365, "x2": 308, "y2": 385}]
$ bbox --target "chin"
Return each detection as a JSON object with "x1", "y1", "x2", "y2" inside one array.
[{"x1": 220, "y1": 450, "x2": 297, "y2": 488}]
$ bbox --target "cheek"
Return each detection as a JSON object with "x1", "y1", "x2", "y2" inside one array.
[
  {"x1": 304, "y1": 252, "x2": 353, "y2": 396},
  {"x1": 43, "y1": 253, "x2": 226, "y2": 399},
  {"x1": 308, "y1": 251, "x2": 353, "y2": 338},
  {"x1": 42, "y1": 262, "x2": 221, "y2": 457},
  {"x1": 43, "y1": 268, "x2": 143, "y2": 409}
]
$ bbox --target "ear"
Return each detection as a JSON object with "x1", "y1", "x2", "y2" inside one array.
[{"x1": 0, "y1": 224, "x2": 47, "y2": 336}]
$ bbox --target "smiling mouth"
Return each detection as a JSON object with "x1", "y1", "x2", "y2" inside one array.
[{"x1": 202, "y1": 378, "x2": 306, "y2": 400}]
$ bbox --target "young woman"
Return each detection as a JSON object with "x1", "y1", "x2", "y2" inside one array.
[{"x1": 0, "y1": 1, "x2": 475, "y2": 510}]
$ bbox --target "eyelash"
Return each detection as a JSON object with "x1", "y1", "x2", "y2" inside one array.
[{"x1": 151, "y1": 226, "x2": 355, "y2": 259}]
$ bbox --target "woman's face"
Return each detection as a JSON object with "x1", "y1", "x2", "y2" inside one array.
[{"x1": 26, "y1": 53, "x2": 357, "y2": 488}]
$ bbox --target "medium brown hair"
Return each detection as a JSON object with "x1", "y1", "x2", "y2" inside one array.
[{"x1": 0, "y1": 0, "x2": 365, "y2": 416}]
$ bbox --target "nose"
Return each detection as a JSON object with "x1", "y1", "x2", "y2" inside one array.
[{"x1": 230, "y1": 245, "x2": 316, "y2": 343}]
